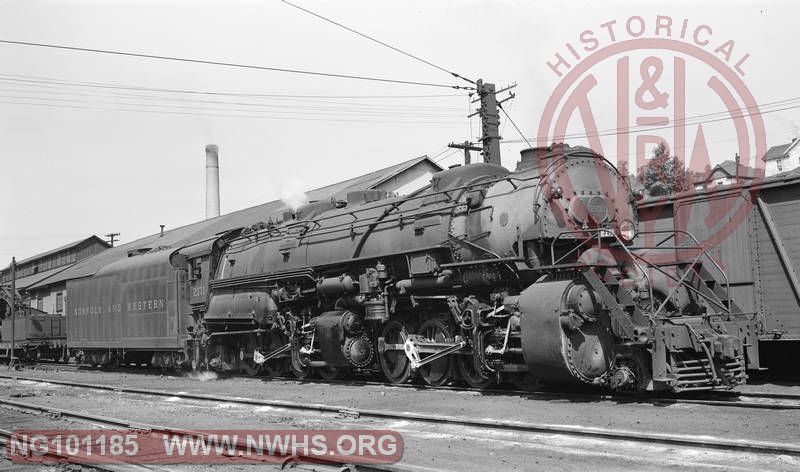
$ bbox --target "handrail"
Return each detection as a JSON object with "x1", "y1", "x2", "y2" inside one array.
[
  {"x1": 226, "y1": 153, "x2": 617, "y2": 251},
  {"x1": 640, "y1": 229, "x2": 732, "y2": 306},
  {"x1": 652, "y1": 250, "x2": 706, "y2": 317},
  {"x1": 231, "y1": 172, "x2": 544, "y2": 245},
  {"x1": 605, "y1": 231, "x2": 655, "y2": 315},
  {"x1": 547, "y1": 227, "x2": 733, "y2": 316},
  {"x1": 548, "y1": 228, "x2": 655, "y2": 315},
  {"x1": 626, "y1": 251, "x2": 731, "y2": 314}
]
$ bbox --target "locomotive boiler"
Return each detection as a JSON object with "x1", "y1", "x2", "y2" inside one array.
[{"x1": 185, "y1": 144, "x2": 759, "y2": 392}]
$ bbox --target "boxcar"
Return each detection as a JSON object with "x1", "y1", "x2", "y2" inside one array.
[{"x1": 637, "y1": 175, "x2": 800, "y2": 370}]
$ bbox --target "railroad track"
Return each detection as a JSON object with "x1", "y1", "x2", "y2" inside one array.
[
  {"x1": 1, "y1": 374, "x2": 799, "y2": 459},
  {"x1": 9, "y1": 367, "x2": 800, "y2": 411},
  {"x1": 0, "y1": 396, "x2": 410, "y2": 472},
  {"x1": 0, "y1": 403, "x2": 171, "y2": 472},
  {"x1": 287, "y1": 375, "x2": 800, "y2": 410}
]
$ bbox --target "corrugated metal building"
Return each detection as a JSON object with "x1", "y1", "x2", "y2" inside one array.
[
  {"x1": 25, "y1": 155, "x2": 442, "y2": 309},
  {"x1": 0, "y1": 236, "x2": 111, "y2": 314}
]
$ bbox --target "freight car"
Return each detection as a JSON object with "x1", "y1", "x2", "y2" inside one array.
[
  {"x1": 64, "y1": 145, "x2": 759, "y2": 392},
  {"x1": 0, "y1": 308, "x2": 67, "y2": 363},
  {"x1": 0, "y1": 284, "x2": 67, "y2": 363},
  {"x1": 637, "y1": 173, "x2": 800, "y2": 371}
]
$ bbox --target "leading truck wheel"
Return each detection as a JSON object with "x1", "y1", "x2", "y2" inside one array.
[
  {"x1": 456, "y1": 354, "x2": 496, "y2": 390},
  {"x1": 317, "y1": 366, "x2": 344, "y2": 381},
  {"x1": 378, "y1": 320, "x2": 413, "y2": 384},
  {"x1": 417, "y1": 318, "x2": 455, "y2": 387},
  {"x1": 509, "y1": 372, "x2": 541, "y2": 391}
]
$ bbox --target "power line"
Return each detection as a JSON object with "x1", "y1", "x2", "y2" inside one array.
[
  {"x1": 281, "y1": 0, "x2": 476, "y2": 86},
  {"x1": 428, "y1": 147, "x2": 451, "y2": 161},
  {"x1": 0, "y1": 78, "x2": 465, "y2": 112},
  {"x1": 0, "y1": 97, "x2": 466, "y2": 124},
  {"x1": 434, "y1": 149, "x2": 462, "y2": 163},
  {"x1": 0, "y1": 73, "x2": 465, "y2": 100},
  {"x1": 0, "y1": 39, "x2": 470, "y2": 90},
  {"x1": 0, "y1": 88, "x2": 464, "y2": 118},
  {"x1": 505, "y1": 99, "x2": 800, "y2": 144},
  {"x1": 498, "y1": 104, "x2": 533, "y2": 150}
]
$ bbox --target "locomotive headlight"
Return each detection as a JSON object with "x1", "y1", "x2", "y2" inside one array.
[{"x1": 618, "y1": 219, "x2": 636, "y2": 243}]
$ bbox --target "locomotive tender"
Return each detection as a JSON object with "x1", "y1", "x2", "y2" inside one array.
[{"x1": 67, "y1": 145, "x2": 759, "y2": 392}]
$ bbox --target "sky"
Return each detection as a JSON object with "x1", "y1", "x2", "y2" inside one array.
[{"x1": 1, "y1": 0, "x2": 798, "y2": 264}]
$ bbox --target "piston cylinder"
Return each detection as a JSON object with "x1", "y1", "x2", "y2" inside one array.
[{"x1": 518, "y1": 280, "x2": 614, "y2": 384}]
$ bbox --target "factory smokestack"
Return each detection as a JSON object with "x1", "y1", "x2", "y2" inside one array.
[{"x1": 205, "y1": 144, "x2": 220, "y2": 219}]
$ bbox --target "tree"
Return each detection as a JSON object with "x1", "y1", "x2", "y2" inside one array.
[{"x1": 637, "y1": 142, "x2": 692, "y2": 196}]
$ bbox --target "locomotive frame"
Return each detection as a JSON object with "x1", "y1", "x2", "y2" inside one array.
[
  {"x1": 13, "y1": 145, "x2": 755, "y2": 393},
  {"x1": 158, "y1": 145, "x2": 757, "y2": 392}
]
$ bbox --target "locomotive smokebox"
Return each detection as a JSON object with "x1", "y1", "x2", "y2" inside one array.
[{"x1": 206, "y1": 144, "x2": 220, "y2": 219}]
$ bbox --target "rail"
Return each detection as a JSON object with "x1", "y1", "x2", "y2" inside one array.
[{"x1": 2, "y1": 375, "x2": 799, "y2": 458}]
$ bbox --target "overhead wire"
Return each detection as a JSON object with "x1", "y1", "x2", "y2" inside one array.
[
  {"x1": 434, "y1": 149, "x2": 462, "y2": 164},
  {"x1": 428, "y1": 147, "x2": 452, "y2": 161},
  {"x1": 498, "y1": 104, "x2": 533, "y2": 150},
  {"x1": 504, "y1": 97, "x2": 800, "y2": 144},
  {"x1": 0, "y1": 74, "x2": 465, "y2": 109},
  {"x1": 0, "y1": 97, "x2": 466, "y2": 124},
  {"x1": 576, "y1": 125, "x2": 798, "y2": 164},
  {"x1": 0, "y1": 39, "x2": 470, "y2": 90},
  {"x1": 281, "y1": 0, "x2": 476, "y2": 86},
  {"x1": 0, "y1": 88, "x2": 464, "y2": 118}
]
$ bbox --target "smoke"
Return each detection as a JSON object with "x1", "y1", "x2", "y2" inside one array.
[
  {"x1": 279, "y1": 179, "x2": 309, "y2": 211},
  {"x1": 185, "y1": 370, "x2": 218, "y2": 382}
]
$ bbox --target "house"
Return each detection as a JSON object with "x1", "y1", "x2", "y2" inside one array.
[
  {"x1": 763, "y1": 138, "x2": 800, "y2": 177},
  {"x1": 694, "y1": 158, "x2": 756, "y2": 190}
]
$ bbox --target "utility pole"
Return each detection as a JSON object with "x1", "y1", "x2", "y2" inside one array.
[
  {"x1": 9, "y1": 257, "x2": 14, "y2": 368},
  {"x1": 475, "y1": 80, "x2": 501, "y2": 165},
  {"x1": 105, "y1": 232, "x2": 120, "y2": 247},
  {"x1": 447, "y1": 140, "x2": 481, "y2": 165},
  {"x1": 459, "y1": 80, "x2": 516, "y2": 166}
]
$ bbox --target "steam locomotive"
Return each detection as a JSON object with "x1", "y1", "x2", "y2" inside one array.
[{"x1": 66, "y1": 145, "x2": 759, "y2": 392}]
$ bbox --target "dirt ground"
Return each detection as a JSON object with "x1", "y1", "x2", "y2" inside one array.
[{"x1": 1, "y1": 367, "x2": 798, "y2": 471}]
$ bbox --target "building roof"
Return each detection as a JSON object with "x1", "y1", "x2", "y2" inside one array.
[
  {"x1": 7, "y1": 265, "x2": 73, "y2": 291},
  {"x1": 763, "y1": 138, "x2": 800, "y2": 161},
  {"x1": 304, "y1": 156, "x2": 431, "y2": 201},
  {"x1": 7, "y1": 235, "x2": 110, "y2": 268},
  {"x1": 28, "y1": 155, "x2": 440, "y2": 290},
  {"x1": 697, "y1": 159, "x2": 756, "y2": 183}
]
